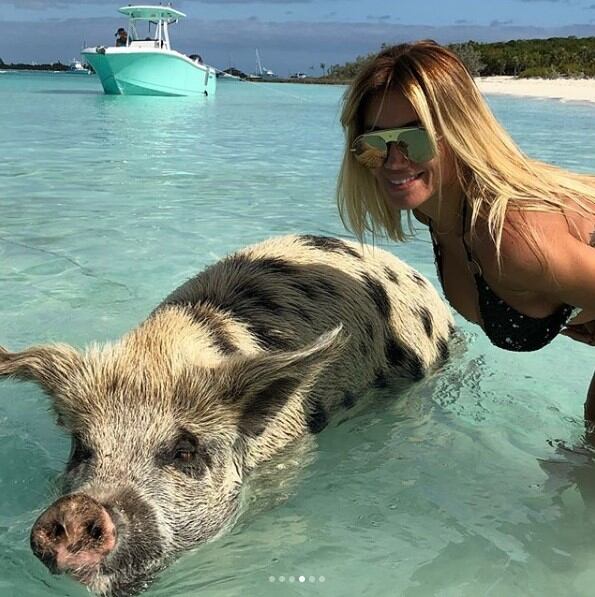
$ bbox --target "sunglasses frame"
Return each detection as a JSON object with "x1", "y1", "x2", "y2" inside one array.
[{"x1": 351, "y1": 126, "x2": 436, "y2": 167}]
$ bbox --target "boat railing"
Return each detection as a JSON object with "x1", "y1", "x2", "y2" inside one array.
[{"x1": 129, "y1": 39, "x2": 163, "y2": 49}]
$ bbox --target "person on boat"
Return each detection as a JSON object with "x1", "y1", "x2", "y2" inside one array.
[
  {"x1": 336, "y1": 41, "x2": 595, "y2": 418},
  {"x1": 115, "y1": 27, "x2": 128, "y2": 47}
]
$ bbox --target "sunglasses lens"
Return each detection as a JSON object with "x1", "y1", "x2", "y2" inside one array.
[
  {"x1": 398, "y1": 129, "x2": 434, "y2": 163},
  {"x1": 352, "y1": 128, "x2": 435, "y2": 168},
  {"x1": 352, "y1": 135, "x2": 387, "y2": 168}
]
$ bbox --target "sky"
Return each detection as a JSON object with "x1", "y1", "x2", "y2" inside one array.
[{"x1": 1, "y1": 0, "x2": 595, "y2": 75}]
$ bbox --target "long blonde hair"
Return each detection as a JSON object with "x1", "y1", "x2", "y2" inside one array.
[{"x1": 337, "y1": 41, "x2": 595, "y2": 251}]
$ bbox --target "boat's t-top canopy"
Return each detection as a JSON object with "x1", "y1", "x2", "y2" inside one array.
[
  {"x1": 116, "y1": 5, "x2": 186, "y2": 50},
  {"x1": 118, "y1": 5, "x2": 186, "y2": 22}
]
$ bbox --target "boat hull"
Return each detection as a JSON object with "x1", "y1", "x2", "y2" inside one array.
[{"x1": 81, "y1": 48, "x2": 217, "y2": 96}]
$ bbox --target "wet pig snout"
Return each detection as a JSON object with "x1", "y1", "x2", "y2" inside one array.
[{"x1": 30, "y1": 493, "x2": 117, "y2": 576}]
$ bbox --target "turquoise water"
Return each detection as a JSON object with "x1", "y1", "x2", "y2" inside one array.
[{"x1": 0, "y1": 71, "x2": 594, "y2": 597}]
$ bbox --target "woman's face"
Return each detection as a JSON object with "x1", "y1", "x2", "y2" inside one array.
[{"x1": 362, "y1": 89, "x2": 456, "y2": 212}]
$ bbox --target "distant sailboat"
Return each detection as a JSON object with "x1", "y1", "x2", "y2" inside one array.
[{"x1": 247, "y1": 49, "x2": 277, "y2": 80}]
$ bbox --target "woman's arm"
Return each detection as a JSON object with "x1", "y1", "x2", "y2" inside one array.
[
  {"x1": 498, "y1": 218, "x2": 595, "y2": 313},
  {"x1": 498, "y1": 219, "x2": 595, "y2": 421},
  {"x1": 562, "y1": 320, "x2": 595, "y2": 345}
]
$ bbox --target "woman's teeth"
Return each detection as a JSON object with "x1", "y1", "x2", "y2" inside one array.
[{"x1": 389, "y1": 173, "x2": 420, "y2": 187}]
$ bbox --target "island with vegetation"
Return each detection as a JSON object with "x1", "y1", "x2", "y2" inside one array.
[
  {"x1": 320, "y1": 36, "x2": 595, "y2": 83},
  {"x1": 0, "y1": 57, "x2": 71, "y2": 71}
]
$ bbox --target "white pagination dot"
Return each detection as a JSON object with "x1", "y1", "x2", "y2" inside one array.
[{"x1": 270, "y1": 573, "x2": 326, "y2": 583}]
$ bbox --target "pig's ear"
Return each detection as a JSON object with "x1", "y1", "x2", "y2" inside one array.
[
  {"x1": 0, "y1": 344, "x2": 80, "y2": 394},
  {"x1": 222, "y1": 325, "x2": 346, "y2": 438}
]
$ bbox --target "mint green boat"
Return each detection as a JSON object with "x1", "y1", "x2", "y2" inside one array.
[{"x1": 82, "y1": 5, "x2": 216, "y2": 97}]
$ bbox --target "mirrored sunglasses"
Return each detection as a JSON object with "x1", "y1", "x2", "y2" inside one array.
[{"x1": 351, "y1": 127, "x2": 436, "y2": 168}]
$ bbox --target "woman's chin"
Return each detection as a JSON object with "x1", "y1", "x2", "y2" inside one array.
[
  {"x1": 385, "y1": 190, "x2": 430, "y2": 211},
  {"x1": 382, "y1": 181, "x2": 430, "y2": 211}
]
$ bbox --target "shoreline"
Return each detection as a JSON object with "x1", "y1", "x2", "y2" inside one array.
[
  {"x1": 248, "y1": 75, "x2": 595, "y2": 105},
  {"x1": 475, "y1": 75, "x2": 595, "y2": 105},
  {"x1": 3, "y1": 68, "x2": 595, "y2": 104}
]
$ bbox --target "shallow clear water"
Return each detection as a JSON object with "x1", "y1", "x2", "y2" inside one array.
[{"x1": 0, "y1": 71, "x2": 594, "y2": 597}]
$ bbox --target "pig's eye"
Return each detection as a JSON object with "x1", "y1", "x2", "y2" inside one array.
[
  {"x1": 157, "y1": 431, "x2": 211, "y2": 477},
  {"x1": 173, "y1": 440, "x2": 196, "y2": 464}
]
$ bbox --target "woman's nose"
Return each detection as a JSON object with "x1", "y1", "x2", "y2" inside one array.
[{"x1": 384, "y1": 143, "x2": 409, "y2": 168}]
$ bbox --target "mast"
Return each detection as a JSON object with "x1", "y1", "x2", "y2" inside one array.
[{"x1": 256, "y1": 49, "x2": 263, "y2": 76}]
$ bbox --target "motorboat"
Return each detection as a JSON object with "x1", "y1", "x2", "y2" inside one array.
[
  {"x1": 82, "y1": 5, "x2": 216, "y2": 96},
  {"x1": 217, "y1": 69, "x2": 244, "y2": 81},
  {"x1": 67, "y1": 59, "x2": 92, "y2": 74}
]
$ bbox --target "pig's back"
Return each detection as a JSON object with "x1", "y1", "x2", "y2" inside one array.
[{"x1": 157, "y1": 234, "x2": 453, "y2": 389}]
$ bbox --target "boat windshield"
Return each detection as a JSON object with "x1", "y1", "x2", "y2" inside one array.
[
  {"x1": 128, "y1": 20, "x2": 157, "y2": 42},
  {"x1": 122, "y1": 16, "x2": 174, "y2": 50}
]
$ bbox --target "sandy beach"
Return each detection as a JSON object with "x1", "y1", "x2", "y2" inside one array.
[{"x1": 475, "y1": 76, "x2": 595, "y2": 104}]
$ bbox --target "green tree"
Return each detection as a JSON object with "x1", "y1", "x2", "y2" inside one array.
[{"x1": 449, "y1": 42, "x2": 485, "y2": 76}]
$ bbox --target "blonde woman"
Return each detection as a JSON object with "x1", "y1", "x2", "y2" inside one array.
[{"x1": 337, "y1": 41, "x2": 595, "y2": 418}]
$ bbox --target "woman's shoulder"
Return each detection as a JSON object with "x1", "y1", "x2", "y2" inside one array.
[
  {"x1": 473, "y1": 204, "x2": 593, "y2": 291},
  {"x1": 473, "y1": 209, "x2": 576, "y2": 288},
  {"x1": 501, "y1": 206, "x2": 593, "y2": 252}
]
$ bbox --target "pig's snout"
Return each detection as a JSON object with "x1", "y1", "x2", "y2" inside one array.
[{"x1": 30, "y1": 494, "x2": 117, "y2": 578}]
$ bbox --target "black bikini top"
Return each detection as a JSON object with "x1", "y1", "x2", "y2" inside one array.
[{"x1": 429, "y1": 203, "x2": 576, "y2": 352}]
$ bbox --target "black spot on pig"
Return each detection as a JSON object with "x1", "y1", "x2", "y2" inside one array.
[
  {"x1": 237, "y1": 282, "x2": 285, "y2": 315},
  {"x1": 362, "y1": 274, "x2": 391, "y2": 320},
  {"x1": 239, "y1": 377, "x2": 302, "y2": 437},
  {"x1": 161, "y1": 255, "x2": 298, "y2": 317},
  {"x1": 291, "y1": 278, "x2": 338, "y2": 302},
  {"x1": 372, "y1": 370, "x2": 388, "y2": 389},
  {"x1": 385, "y1": 337, "x2": 424, "y2": 381},
  {"x1": 294, "y1": 306, "x2": 313, "y2": 323},
  {"x1": 160, "y1": 255, "x2": 312, "y2": 351},
  {"x1": 437, "y1": 337, "x2": 450, "y2": 364},
  {"x1": 306, "y1": 398, "x2": 328, "y2": 434},
  {"x1": 300, "y1": 235, "x2": 361, "y2": 259},
  {"x1": 410, "y1": 271, "x2": 426, "y2": 287},
  {"x1": 419, "y1": 308, "x2": 434, "y2": 339},
  {"x1": 249, "y1": 324, "x2": 293, "y2": 351},
  {"x1": 292, "y1": 280, "x2": 319, "y2": 301},
  {"x1": 186, "y1": 305, "x2": 238, "y2": 354},
  {"x1": 342, "y1": 391, "x2": 357, "y2": 409},
  {"x1": 384, "y1": 267, "x2": 399, "y2": 285},
  {"x1": 358, "y1": 339, "x2": 369, "y2": 356}
]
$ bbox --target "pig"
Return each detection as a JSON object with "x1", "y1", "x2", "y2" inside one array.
[{"x1": 0, "y1": 234, "x2": 453, "y2": 596}]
